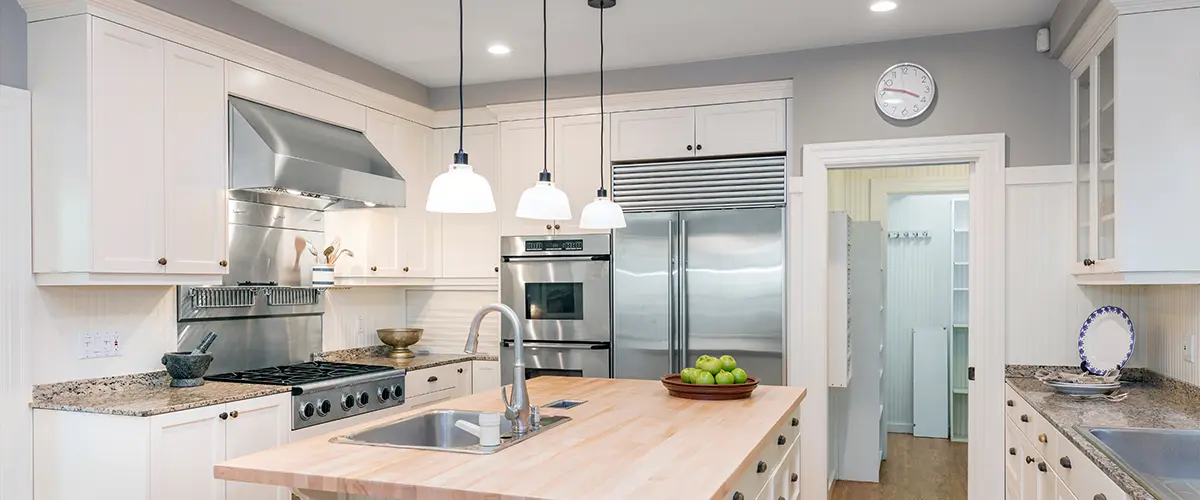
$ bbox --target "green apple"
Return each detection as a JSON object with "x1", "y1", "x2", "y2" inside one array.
[
  {"x1": 697, "y1": 356, "x2": 724, "y2": 376},
  {"x1": 719, "y1": 355, "x2": 738, "y2": 372},
  {"x1": 694, "y1": 355, "x2": 713, "y2": 369},
  {"x1": 693, "y1": 371, "x2": 716, "y2": 385},
  {"x1": 731, "y1": 367, "x2": 748, "y2": 384},
  {"x1": 680, "y1": 368, "x2": 696, "y2": 384},
  {"x1": 715, "y1": 370, "x2": 735, "y2": 385}
]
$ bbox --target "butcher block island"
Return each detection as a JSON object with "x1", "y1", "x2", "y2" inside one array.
[{"x1": 215, "y1": 377, "x2": 807, "y2": 500}]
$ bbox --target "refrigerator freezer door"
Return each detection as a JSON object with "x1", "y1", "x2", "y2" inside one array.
[
  {"x1": 613, "y1": 212, "x2": 677, "y2": 380},
  {"x1": 680, "y1": 208, "x2": 785, "y2": 385}
]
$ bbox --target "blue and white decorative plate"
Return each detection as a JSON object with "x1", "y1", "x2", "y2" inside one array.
[{"x1": 1078, "y1": 305, "x2": 1135, "y2": 375}]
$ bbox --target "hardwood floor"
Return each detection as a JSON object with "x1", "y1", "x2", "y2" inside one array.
[{"x1": 830, "y1": 433, "x2": 967, "y2": 500}]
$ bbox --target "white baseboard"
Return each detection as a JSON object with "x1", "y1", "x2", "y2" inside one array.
[{"x1": 887, "y1": 422, "x2": 914, "y2": 434}]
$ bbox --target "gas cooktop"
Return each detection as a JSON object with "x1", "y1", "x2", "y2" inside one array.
[{"x1": 204, "y1": 361, "x2": 392, "y2": 386}]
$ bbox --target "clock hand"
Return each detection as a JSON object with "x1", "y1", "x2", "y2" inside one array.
[{"x1": 882, "y1": 87, "x2": 920, "y2": 98}]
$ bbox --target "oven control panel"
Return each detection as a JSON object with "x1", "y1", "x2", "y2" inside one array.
[{"x1": 524, "y1": 239, "x2": 584, "y2": 252}]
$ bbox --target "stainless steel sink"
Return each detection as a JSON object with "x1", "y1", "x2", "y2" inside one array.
[
  {"x1": 332, "y1": 410, "x2": 570, "y2": 455},
  {"x1": 1078, "y1": 426, "x2": 1200, "y2": 499}
]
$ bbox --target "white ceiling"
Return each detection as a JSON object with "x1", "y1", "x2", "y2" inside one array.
[{"x1": 231, "y1": 0, "x2": 1058, "y2": 88}]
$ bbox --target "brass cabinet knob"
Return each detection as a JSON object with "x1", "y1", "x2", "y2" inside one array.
[
  {"x1": 158, "y1": 257, "x2": 167, "y2": 265},
  {"x1": 1038, "y1": 433, "x2": 1048, "y2": 443},
  {"x1": 1009, "y1": 447, "x2": 1016, "y2": 456},
  {"x1": 428, "y1": 376, "x2": 438, "y2": 382},
  {"x1": 756, "y1": 461, "x2": 767, "y2": 473},
  {"x1": 219, "y1": 260, "x2": 228, "y2": 267},
  {"x1": 370, "y1": 265, "x2": 378, "y2": 272},
  {"x1": 1094, "y1": 495, "x2": 1106, "y2": 500},
  {"x1": 732, "y1": 493, "x2": 743, "y2": 500},
  {"x1": 230, "y1": 410, "x2": 238, "y2": 419},
  {"x1": 546, "y1": 224, "x2": 553, "y2": 230},
  {"x1": 1007, "y1": 400, "x2": 1015, "y2": 407},
  {"x1": 494, "y1": 266, "x2": 499, "y2": 272},
  {"x1": 218, "y1": 412, "x2": 228, "y2": 420},
  {"x1": 687, "y1": 145, "x2": 693, "y2": 151},
  {"x1": 1025, "y1": 456, "x2": 1035, "y2": 464},
  {"x1": 696, "y1": 144, "x2": 703, "y2": 151},
  {"x1": 777, "y1": 435, "x2": 786, "y2": 445},
  {"x1": 791, "y1": 417, "x2": 799, "y2": 427},
  {"x1": 1084, "y1": 258, "x2": 1096, "y2": 266},
  {"x1": 790, "y1": 473, "x2": 798, "y2": 482},
  {"x1": 1020, "y1": 414, "x2": 1030, "y2": 423},
  {"x1": 1060, "y1": 457, "x2": 1072, "y2": 469},
  {"x1": 554, "y1": 224, "x2": 561, "y2": 230},
  {"x1": 403, "y1": 266, "x2": 409, "y2": 272},
  {"x1": 457, "y1": 368, "x2": 464, "y2": 374},
  {"x1": 1038, "y1": 462, "x2": 1047, "y2": 473}
]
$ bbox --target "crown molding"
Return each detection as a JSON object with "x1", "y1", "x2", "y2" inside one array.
[
  {"x1": 1060, "y1": 0, "x2": 1117, "y2": 70},
  {"x1": 486, "y1": 80, "x2": 793, "y2": 122},
  {"x1": 1109, "y1": 0, "x2": 1200, "y2": 13},
  {"x1": 19, "y1": 0, "x2": 436, "y2": 127}
]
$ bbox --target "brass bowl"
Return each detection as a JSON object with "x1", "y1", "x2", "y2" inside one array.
[{"x1": 377, "y1": 328, "x2": 423, "y2": 359}]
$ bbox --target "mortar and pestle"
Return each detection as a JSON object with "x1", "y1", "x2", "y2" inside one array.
[{"x1": 162, "y1": 332, "x2": 218, "y2": 388}]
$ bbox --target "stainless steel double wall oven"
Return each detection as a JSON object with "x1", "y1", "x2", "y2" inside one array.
[{"x1": 499, "y1": 235, "x2": 612, "y2": 385}]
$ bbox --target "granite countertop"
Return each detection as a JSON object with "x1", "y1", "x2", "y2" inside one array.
[
  {"x1": 316, "y1": 345, "x2": 498, "y2": 370},
  {"x1": 31, "y1": 371, "x2": 291, "y2": 417},
  {"x1": 1006, "y1": 374, "x2": 1200, "y2": 500}
]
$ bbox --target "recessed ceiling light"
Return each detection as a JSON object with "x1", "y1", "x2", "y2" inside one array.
[
  {"x1": 870, "y1": 1, "x2": 898, "y2": 12},
  {"x1": 487, "y1": 44, "x2": 511, "y2": 55}
]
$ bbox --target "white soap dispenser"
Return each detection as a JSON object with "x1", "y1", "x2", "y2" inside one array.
[{"x1": 454, "y1": 412, "x2": 502, "y2": 447}]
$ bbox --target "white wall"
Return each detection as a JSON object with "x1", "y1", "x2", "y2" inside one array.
[
  {"x1": 405, "y1": 290, "x2": 500, "y2": 355},
  {"x1": 1133, "y1": 286, "x2": 1200, "y2": 387},
  {"x1": 883, "y1": 193, "x2": 962, "y2": 433},
  {"x1": 323, "y1": 288, "x2": 408, "y2": 352}
]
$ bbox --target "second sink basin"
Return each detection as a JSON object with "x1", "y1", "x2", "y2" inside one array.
[
  {"x1": 1079, "y1": 426, "x2": 1200, "y2": 499},
  {"x1": 332, "y1": 409, "x2": 570, "y2": 455}
]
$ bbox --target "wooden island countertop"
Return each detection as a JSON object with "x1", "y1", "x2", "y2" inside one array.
[{"x1": 215, "y1": 377, "x2": 807, "y2": 500}]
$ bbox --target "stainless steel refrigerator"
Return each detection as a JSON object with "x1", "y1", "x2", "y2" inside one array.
[{"x1": 612, "y1": 207, "x2": 785, "y2": 385}]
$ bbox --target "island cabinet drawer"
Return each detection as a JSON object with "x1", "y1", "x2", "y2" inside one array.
[
  {"x1": 406, "y1": 363, "x2": 468, "y2": 398},
  {"x1": 731, "y1": 450, "x2": 773, "y2": 500},
  {"x1": 773, "y1": 439, "x2": 800, "y2": 500}
]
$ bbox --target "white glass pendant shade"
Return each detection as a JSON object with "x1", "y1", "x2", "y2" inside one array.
[
  {"x1": 425, "y1": 163, "x2": 496, "y2": 213},
  {"x1": 516, "y1": 179, "x2": 572, "y2": 220},
  {"x1": 579, "y1": 195, "x2": 626, "y2": 229}
]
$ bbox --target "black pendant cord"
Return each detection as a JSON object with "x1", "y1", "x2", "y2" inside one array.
[
  {"x1": 597, "y1": 5, "x2": 606, "y2": 197},
  {"x1": 454, "y1": 0, "x2": 467, "y2": 165},
  {"x1": 540, "y1": 0, "x2": 550, "y2": 181}
]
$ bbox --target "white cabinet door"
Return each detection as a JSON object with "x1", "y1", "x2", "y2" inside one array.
[
  {"x1": 1054, "y1": 476, "x2": 1079, "y2": 500},
  {"x1": 499, "y1": 119, "x2": 556, "y2": 237},
  {"x1": 164, "y1": 41, "x2": 228, "y2": 275},
  {"x1": 366, "y1": 110, "x2": 438, "y2": 278},
  {"x1": 1005, "y1": 418, "x2": 1024, "y2": 499},
  {"x1": 150, "y1": 404, "x2": 227, "y2": 500},
  {"x1": 610, "y1": 107, "x2": 695, "y2": 161},
  {"x1": 90, "y1": 18, "x2": 166, "y2": 274},
  {"x1": 553, "y1": 114, "x2": 610, "y2": 235},
  {"x1": 224, "y1": 394, "x2": 290, "y2": 500},
  {"x1": 694, "y1": 100, "x2": 787, "y2": 157},
  {"x1": 438, "y1": 126, "x2": 501, "y2": 278},
  {"x1": 471, "y1": 360, "x2": 501, "y2": 394}
]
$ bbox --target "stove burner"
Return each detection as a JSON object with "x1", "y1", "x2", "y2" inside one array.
[{"x1": 204, "y1": 361, "x2": 392, "y2": 386}]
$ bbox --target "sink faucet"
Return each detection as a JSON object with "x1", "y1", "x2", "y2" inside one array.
[{"x1": 465, "y1": 304, "x2": 531, "y2": 436}]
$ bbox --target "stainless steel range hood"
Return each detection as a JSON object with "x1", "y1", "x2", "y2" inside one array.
[{"x1": 229, "y1": 96, "x2": 405, "y2": 209}]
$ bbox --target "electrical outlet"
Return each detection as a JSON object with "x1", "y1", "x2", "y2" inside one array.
[
  {"x1": 1185, "y1": 333, "x2": 1196, "y2": 363},
  {"x1": 79, "y1": 331, "x2": 121, "y2": 359},
  {"x1": 356, "y1": 315, "x2": 365, "y2": 334}
]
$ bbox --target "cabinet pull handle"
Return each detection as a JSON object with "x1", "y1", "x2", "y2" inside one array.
[
  {"x1": 1020, "y1": 414, "x2": 1029, "y2": 423},
  {"x1": 428, "y1": 376, "x2": 438, "y2": 382},
  {"x1": 790, "y1": 473, "x2": 798, "y2": 482},
  {"x1": 457, "y1": 368, "x2": 464, "y2": 374},
  {"x1": 219, "y1": 260, "x2": 228, "y2": 268},
  {"x1": 732, "y1": 493, "x2": 743, "y2": 500},
  {"x1": 756, "y1": 461, "x2": 767, "y2": 473},
  {"x1": 219, "y1": 412, "x2": 228, "y2": 420},
  {"x1": 1038, "y1": 433, "x2": 1048, "y2": 443},
  {"x1": 554, "y1": 224, "x2": 561, "y2": 230},
  {"x1": 1025, "y1": 456, "x2": 1035, "y2": 464},
  {"x1": 230, "y1": 410, "x2": 239, "y2": 419},
  {"x1": 1006, "y1": 399, "x2": 1014, "y2": 407},
  {"x1": 1060, "y1": 457, "x2": 1072, "y2": 469},
  {"x1": 158, "y1": 258, "x2": 168, "y2": 265},
  {"x1": 1009, "y1": 447, "x2": 1016, "y2": 456},
  {"x1": 687, "y1": 145, "x2": 693, "y2": 151},
  {"x1": 696, "y1": 144, "x2": 703, "y2": 151},
  {"x1": 1084, "y1": 258, "x2": 1096, "y2": 266},
  {"x1": 1038, "y1": 462, "x2": 1047, "y2": 473},
  {"x1": 403, "y1": 266, "x2": 409, "y2": 272},
  {"x1": 1094, "y1": 495, "x2": 1106, "y2": 500},
  {"x1": 791, "y1": 417, "x2": 799, "y2": 427},
  {"x1": 370, "y1": 265, "x2": 378, "y2": 272},
  {"x1": 495, "y1": 267, "x2": 500, "y2": 272},
  {"x1": 777, "y1": 435, "x2": 786, "y2": 445},
  {"x1": 546, "y1": 224, "x2": 553, "y2": 230}
]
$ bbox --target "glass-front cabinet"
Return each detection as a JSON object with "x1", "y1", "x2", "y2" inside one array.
[{"x1": 1072, "y1": 30, "x2": 1117, "y2": 275}]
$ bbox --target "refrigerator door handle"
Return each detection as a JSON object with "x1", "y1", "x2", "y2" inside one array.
[
  {"x1": 679, "y1": 219, "x2": 689, "y2": 365},
  {"x1": 667, "y1": 219, "x2": 677, "y2": 373}
]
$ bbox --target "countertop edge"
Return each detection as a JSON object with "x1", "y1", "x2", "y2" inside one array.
[
  {"x1": 714, "y1": 387, "x2": 808, "y2": 500},
  {"x1": 1005, "y1": 378, "x2": 1153, "y2": 500},
  {"x1": 30, "y1": 385, "x2": 292, "y2": 417}
]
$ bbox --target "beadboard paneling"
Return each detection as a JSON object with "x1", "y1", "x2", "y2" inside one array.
[
  {"x1": 0, "y1": 85, "x2": 33, "y2": 500},
  {"x1": 1136, "y1": 285, "x2": 1200, "y2": 386},
  {"x1": 828, "y1": 164, "x2": 969, "y2": 221},
  {"x1": 322, "y1": 287, "x2": 407, "y2": 352},
  {"x1": 405, "y1": 290, "x2": 500, "y2": 355}
]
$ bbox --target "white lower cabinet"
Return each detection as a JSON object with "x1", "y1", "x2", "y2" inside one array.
[
  {"x1": 34, "y1": 393, "x2": 290, "y2": 500},
  {"x1": 404, "y1": 362, "x2": 473, "y2": 409},
  {"x1": 471, "y1": 360, "x2": 501, "y2": 394},
  {"x1": 727, "y1": 406, "x2": 801, "y2": 500}
]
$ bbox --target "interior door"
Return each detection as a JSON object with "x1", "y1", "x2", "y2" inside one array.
[
  {"x1": 681, "y1": 208, "x2": 784, "y2": 385},
  {"x1": 613, "y1": 212, "x2": 676, "y2": 379}
]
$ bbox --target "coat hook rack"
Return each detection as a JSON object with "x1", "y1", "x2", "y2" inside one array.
[{"x1": 887, "y1": 231, "x2": 931, "y2": 240}]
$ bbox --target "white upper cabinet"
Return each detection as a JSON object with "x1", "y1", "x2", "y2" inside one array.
[
  {"x1": 499, "y1": 119, "x2": 559, "y2": 237},
  {"x1": 694, "y1": 100, "x2": 788, "y2": 157},
  {"x1": 1069, "y1": 8, "x2": 1200, "y2": 284},
  {"x1": 29, "y1": 16, "x2": 227, "y2": 285},
  {"x1": 610, "y1": 100, "x2": 787, "y2": 162},
  {"x1": 554, "y1": 114, "x2": 612, "y2": 235},
  {"x1": 610, "y1": 107, "x2": 696, "y2": 161},
  {"x1": 437, "y1": 126, "x2": 502, "y2": 278}
]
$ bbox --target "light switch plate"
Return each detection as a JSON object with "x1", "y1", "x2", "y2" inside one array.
[{"x1": 79, "y1": 331, "x2": 121, "y2": 359}]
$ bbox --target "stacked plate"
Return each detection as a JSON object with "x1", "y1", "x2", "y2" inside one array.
[{"x1": 1042, "y1": 380, "x2": 1122, "y2": 396}]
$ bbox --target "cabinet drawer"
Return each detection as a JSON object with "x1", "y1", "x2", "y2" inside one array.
[
  {"x1": 773, "y1": 440, "x2": 799, "y2": 500},
  {"x1": 731, "y1": 450, "x2": 773, "y2": 500},
  {"x1": 1053, "y1": 436, "x2": 1128, "y2": 500},
  {"x1": 1005, "y1": 386, "x2": 1036, "y2": 436},
  {"x1": 406, "y1": 363, "x2": 467, "y2": 399}
]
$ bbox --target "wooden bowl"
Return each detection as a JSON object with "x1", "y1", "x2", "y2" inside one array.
[{"x1": 660, "y1": 374, "x2": 760, "y2": 400}]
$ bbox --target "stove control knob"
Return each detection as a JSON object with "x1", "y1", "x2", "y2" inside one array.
[
  {"x1": 357, "y1": 391, "x2": 370, "y2": 407},
  {"x1": 316, "y1": 399, "x2": 332, "y2": 417},
  {"x1": 378, "y1": 386, "x2": 392, "y2": 402},
  {"x1": 342, "y1": 393, "x2": 356, "y2": 411},
  {"x1": 392, "y1": 385, "x2": 404, "y2": 400},
  {"x1": 298, "y1": 402, "x2": 315, "y2": 421}
]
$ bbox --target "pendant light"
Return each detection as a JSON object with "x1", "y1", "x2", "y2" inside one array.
[
  {"x1": 579, "y1": 0, "x2": 626, "y2": 230},
  {"x1": 515, "y1": 0, "x2": 572, "y2": 221},
  {"x1": 426, "y1": 0, "x2": 496, "y2": 214}
]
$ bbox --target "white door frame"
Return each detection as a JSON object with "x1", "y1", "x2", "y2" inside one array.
[{"x1": 800, "y1": 134, "x2": 1006, "y2": 499}]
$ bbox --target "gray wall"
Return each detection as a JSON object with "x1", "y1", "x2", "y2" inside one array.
[
  {"x1": 130, "y1": 0, "x2": 429, "y2": 106},
  {"x1": 431, "y1": 26, "x2": 1069, "y2": 167},
  {"x1": 1050, "y1": 0, "x2": 1100, "y2": 57},
  {"x1": 0, "y1": 0, "x2": 26, "y2": 89}
]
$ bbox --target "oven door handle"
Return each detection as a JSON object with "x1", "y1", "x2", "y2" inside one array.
[
  {"x1": 501, "y1": 255, "x2": 611, "y2": 262},
  {"x1": 500, "y1": 341, "x2": 610, "y2": 350}
]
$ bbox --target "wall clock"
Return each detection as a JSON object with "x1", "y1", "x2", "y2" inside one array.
[{"x1": 875, "y1": 62, "x2": 936, "y2": 121}]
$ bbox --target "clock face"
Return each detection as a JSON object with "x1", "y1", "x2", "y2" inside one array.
[{"x1": 875, "y1": 63, "x2": 936, "y2": 121}]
